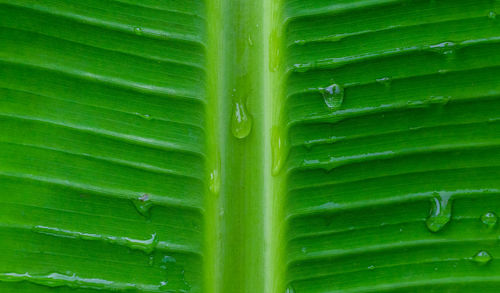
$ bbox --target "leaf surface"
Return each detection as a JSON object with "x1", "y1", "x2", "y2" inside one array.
[{"x1": 1, "y1": 0, "x2": 500, "y2": 292}]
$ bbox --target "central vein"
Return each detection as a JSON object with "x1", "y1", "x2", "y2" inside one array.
[{"x1": 205, "y1": 0, "x2": 285, "y2": 292}]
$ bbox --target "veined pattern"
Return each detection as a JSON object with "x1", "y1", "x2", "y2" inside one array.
[
  {"x1": 282, "y1": 0, "x2": 500, "y2": 292},
  {"x1": 0, "y1": 0, "x2": 207, "y2": 292}
]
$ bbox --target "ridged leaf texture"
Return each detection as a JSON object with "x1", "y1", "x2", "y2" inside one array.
[{"x1": 1, "y1": 0, "x2": 499, "y2": 292}]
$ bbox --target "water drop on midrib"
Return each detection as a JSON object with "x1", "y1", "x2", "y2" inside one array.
[
  {"x1": 320, "y1": 83, "x2": 344, "y2": 110},
  {"x1": 231, "y1": 102, "x2": 252, "y2": 139},
  {"x1": 271, "y1": 126, "x2": 288, "y2": 176},
  {"x1": 209, "y1": 167, "x2": 220, "y2": 195},
  {"x1": 269, "y1": 29, "x2": 281, "y2": 72},
  {"x1": 426, "y1": 192, "x2": 453, "y2": 232},
  {"x1": 248, "y1": 35, "x2": 254, "y2": 46}
]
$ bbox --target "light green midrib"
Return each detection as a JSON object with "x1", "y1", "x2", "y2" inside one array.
[
  {"x1": 204, "y1": 0, "x2": 285, "y2": 292},
  {"x1": 203, "y1": 0, "x2": 221, "y2": 292}
]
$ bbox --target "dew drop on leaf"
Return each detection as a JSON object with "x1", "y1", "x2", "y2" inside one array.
[
  {"x1": 132, "y1": 193, "x2": 153, "y2": 218},
  {"x1": 144, "y1": 232, "x2": 159, "y2": 254},
  {"x1": 161, "y1": 255, "x2": 177, "y2": 266},
  {"x1": 269, "y1": 29, "x2": 280, "y2": 72},
  {"x1": 134, "y1": 27, "x2": 143, "y2": 35},
  {"x1": 294, "y1": 39, "x2": 306, "y2": 46},
  {"x1": 135, "y1": 112, "x2": 152, "y2": 120},
  {"x1": 481, "y1": 212, "x2": 497, "y2": 228},
  {"x1": 430, "y1": 42, "x2": 457, "y2": 62},
  {"x1": 320, "y1": 83, "x2": 344, "y2": 110},
  {"x1": 271, "y1": 126, "x2": 287, "y2": 176},
  {"x1": 293, "y1": 63, "x2": 311, "y2": 73},
  {"x1": 473, "y1": 250, "x2": 492, "y2": 265},
  {"x1": 231, "y1": 102, "x2": 252, "y2": 139},
  {"x1": 426, "y1": 192, "x2": 453, "y2": 232},
  {"x1": 159, "y1": 255, "x2": 191, "y2": 292},
  {"x1": 376, "y1": 77, "x2": 392, "y2": 88},
  {"x1": 208, "y1": 150, "x2": 221, "y2": 195},
  {"x1": 209, "y1": 167, "x2": 220, "y2": 195}
]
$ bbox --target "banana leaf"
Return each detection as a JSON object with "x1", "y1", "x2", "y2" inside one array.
[{"x1": 1, "y1": 0, "x2": 499, "y2": 292}]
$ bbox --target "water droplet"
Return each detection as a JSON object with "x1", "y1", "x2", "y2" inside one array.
[
  {"x1": 209, "y1": 166, "x2": 220, "y2": 195},
  {"x1": 489, "y1": 11, "x2": 497, "y2": 19},
  {"x1": 161, "y1": 255, "x2": 177, "y2": 266},
  {"x1": 294, "y1": 39, "x2": 306, "y2": 45},
  {"x1": 271, "y1": 126, "x2": 288, "y2": 176},
  {"x1": 320, "y1": 83, "x2": 344, "y2": 110},
  {"x1": 269, "y1": 30, "x2": 280, "y2": 72},
  {"x1": 293, "y1": 63, "x2": 310, "y2": 73},
  {"x1": 159, "y1": 255, "x2": 191, "y2": 291},
  {"x1": 32, "y1": 225, "x2": 161, "y2": 253},
  {"x1": 133, "y1": 194, "x2": 153, "y2": 218},
  {"x1": 231, "y1": 102, "x2": 252, "y2": 139},
  {"x1": 209, "y1": 142, "x2": 220, "y2": 196},
  {"x1": 407, "y1": 99, "x2": 426, "y2": 108},
  {"x1": 285, "y1": 284, "x2": 295, "y2": 293},
  {"x1": 367, "y1": 265, "x2": 375, "y2": 270},
  {"x1": 248, "y1": 35, "x2": 254, "y2": 46},
  {"x1": 473, "y1": 250, "x2": 492, "y2": 265},
  {"x1": 135, "y1": 112, "x2": 152, "y2": 120},
  {"x1": 481, "y1": 212, "x2": 497, "y2": 228},
  {"x1": 429, "y1": 95, "x2": 451, "y2": 105},
  {"x1": 134, "y1": 27, "x2": 143, "y2": 35},
  {"x1": 426, "y1": 192, "x2": 453, "y2": 232},
  {"x1": 376, "y1": 77, "x2": 392, "y2": 88},
  {"x1": 301, "y1": 247, "x2": 307, "y2": 253},
  {"x1": 144, "y1": 233, "x2": 159, "y2": 254},
  {"x1": 430, "y1": 42, "x2": 456, "y2": 60}
]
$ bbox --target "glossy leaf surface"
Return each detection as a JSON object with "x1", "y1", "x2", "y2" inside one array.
[{"x1": 1, "y1": 0, "x2": 499, "y2": 292}]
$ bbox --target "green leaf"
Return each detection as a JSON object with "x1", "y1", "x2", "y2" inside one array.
[{"x1": 1, "y1": 0, "x2": 500, "y2": 292}]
